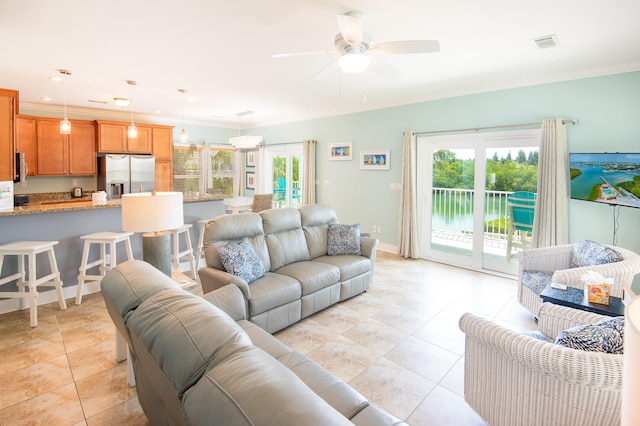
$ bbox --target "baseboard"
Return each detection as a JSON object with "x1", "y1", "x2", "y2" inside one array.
[
  {"x1": 0, "y1": 281, "x2": 102, "y2": 315},
  {"x1": 377, "y1": 242, "x2": 397, "y2": 254}
]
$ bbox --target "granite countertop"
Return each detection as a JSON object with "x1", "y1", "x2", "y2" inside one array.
[{"x1": 0, "y1": 192, "x2": 227, "y2": 217}]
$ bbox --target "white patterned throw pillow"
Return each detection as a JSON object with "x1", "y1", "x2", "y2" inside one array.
[
  {"x1": 217, "y1": 238, "x2": 265, "y2": 283},
  {"x1": 327, "y1": 223, "x2": 361, "y2": 256}
]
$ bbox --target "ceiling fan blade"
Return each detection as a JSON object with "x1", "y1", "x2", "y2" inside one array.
[
  {"x1": 370, "y1": 40, "x2": 440, "y2": 54},
  {"x1": 368, "y1": 56, "x2": 402, "y2": 80},
  {"x1": 272, "y1": 49, "x2": 337, "y2": 59},
  {"x1": 337, "y1": 10, "x2": 364, "y2": 47}
]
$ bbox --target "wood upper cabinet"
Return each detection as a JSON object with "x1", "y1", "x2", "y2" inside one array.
[
  {"x1": 0, "y1": 88, "x2": 18, "y2": 182},
  {"x1": 36, "y1": 118, "x2": 96, "y2": 175},
  {"x1": 96, "y1": 120, "x2": 152, "y2": 153},
  {"x1": 152, "y1": 125, "x2": 174, "y2": 191},
  {"x1": 16, "y1": 115, "x2": 36, "y2": 176}
]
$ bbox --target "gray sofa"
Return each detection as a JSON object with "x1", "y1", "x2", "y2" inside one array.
[
  {"x1": 198, "y1": 204, "x2": 378, "y2": 333},
  {"x1": 101, "y1": 260, "x2": 406, "y2": 426}
]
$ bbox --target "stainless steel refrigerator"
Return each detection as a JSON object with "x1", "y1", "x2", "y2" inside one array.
[{"x1": 98, "y1": 154, "x2": 156, "y2": 199}]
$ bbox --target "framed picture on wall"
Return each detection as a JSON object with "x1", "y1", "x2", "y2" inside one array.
[
  {"x1": 246, "y1": 172, "x2": 256, "y2": 190},
  {"x1": 328, "y1": 142, "x2": 352, "y2": 160},
  {"x1": 360, "y1": 150, "x2": 390, "y2": 170},
  {"x1": 246, "y1": 150, "x2": 256, "y2": 167}
]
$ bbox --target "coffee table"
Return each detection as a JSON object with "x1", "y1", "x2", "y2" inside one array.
[{"x1": 540, "y1": 284, "x2": 625, "y2": 317}]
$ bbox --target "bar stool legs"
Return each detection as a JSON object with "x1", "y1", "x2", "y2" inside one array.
[
  {"x1": 195, "y1": 219, "x2": 209, "y2": 273},
  {"x1": 0, "y1": 241, "x2": 67, "y2": 327},
  {"x1": 76, "y1": 232, "x2": 134, "y2": 304},
  {"x1": 170, "y1": 224, "x2": 196, "y2": 278}
]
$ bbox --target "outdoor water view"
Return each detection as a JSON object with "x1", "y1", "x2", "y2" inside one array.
[{"x1": 570, "y1": 153, "x2": 640, "y2": 209}]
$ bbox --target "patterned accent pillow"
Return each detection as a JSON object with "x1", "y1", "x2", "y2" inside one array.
[
  {"x1": 217, "y1": 238, "x2": 265, "y2": 283},
  {"x1": 555, "y1": 317, "x2": 624, "y2": 354},
  {"x1": 521, "y1": 270, "x2": 554, "y2": 295},
  {"x1": 327, "y1": 223, "x2": 361, "y2": 256},
  {"x1": 570, "y1": 240, "x2": 622, "y2": 268}
]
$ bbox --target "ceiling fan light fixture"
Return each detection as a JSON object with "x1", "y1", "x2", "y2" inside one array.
[{"x1": 338, "y1": 53, "x2": 370, "y2": 73}]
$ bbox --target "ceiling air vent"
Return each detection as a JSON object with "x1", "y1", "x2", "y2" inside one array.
[
  {"x1": 88, "y1": 99, "x2": 108, "y2": 104},
  {"x1": 533, "y1": 34, "x2": 558, "y2": 49}
]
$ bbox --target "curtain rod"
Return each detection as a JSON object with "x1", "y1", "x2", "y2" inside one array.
[
  {"x1": 416, "y1": 118, "x2": 579, "y2": 136},
  {"x1": 262, "y1": 141, "x2": 304, "y2": 147}
]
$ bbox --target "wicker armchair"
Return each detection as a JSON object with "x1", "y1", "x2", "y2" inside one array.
[
  {"x1": 518, "y1": 243, "x2": 640, "y2": 316},
  {"x1": 459, "y1": 302, "x2": 623, "y2": 426}
]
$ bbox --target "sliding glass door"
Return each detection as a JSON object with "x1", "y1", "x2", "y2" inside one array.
[
  {"x1": 417, "y1": 129, "x2": 540, "y2": 275},
  {"x1": 262, "y1": 144, "x2": 303, "y2": 208}
]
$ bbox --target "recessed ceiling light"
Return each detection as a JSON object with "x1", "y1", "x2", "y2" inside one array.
[
  {"x1": 49, "y1": 76, "x2": 62, "y2": 82},
  {"x1": 154, "y1": 110, "x2": 161, "y2": 114},
  {"x1": 41, "y1": 97, "x2": 51, "y2": 101},
  {"x1": 114, "y1": 97, "x2": 131, "y2": 107}
]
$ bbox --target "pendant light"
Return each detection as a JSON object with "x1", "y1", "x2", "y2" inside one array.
[
  {"x1": 126, "y1": 80, "x2": 138, "y2": 139},
  {"x1": 59, "y1": 69, "x2": 71, "y2": 134},
  {"x1": 178, "y1": 89, "x2": 187, "y2": 142}
]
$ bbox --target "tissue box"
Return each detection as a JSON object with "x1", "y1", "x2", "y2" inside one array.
[{"x1": 587, "y1": 283, "x2": 610, "y2": 305}]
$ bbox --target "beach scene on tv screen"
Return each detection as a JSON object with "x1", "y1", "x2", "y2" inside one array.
[{"x1": 570, "y1": 153, "x2": 640, "y2": 208}]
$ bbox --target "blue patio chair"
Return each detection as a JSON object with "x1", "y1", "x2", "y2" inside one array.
[
  {"x1": 506, "y1": 191, "x2": 536, "y2": 261},
  {"x1": 273, "y1": 177, "x2": 286, "y2": 207}
]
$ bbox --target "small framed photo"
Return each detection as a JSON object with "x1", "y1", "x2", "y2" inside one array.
[
  {"x1": 360, "y1": 150, "x2": 390, "y2": 170},
  {"x1": 246, "y1": 172, "x2": 256, "y2": 190},
  {"x1": 329, "y1": 142, "x2": 352, "y2": 160},
  {"x1": 246, "y1": 151, "x2": 256, "y2": 167}
]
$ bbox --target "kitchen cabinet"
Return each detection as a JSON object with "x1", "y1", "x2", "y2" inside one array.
[
  {"x1": 16, "y1": 115, "x2": 36, "y2": 176},
  {"x1": 0, "y1": 88, "x2": 18, "y2": 182},
  {"x1": 96, "y1": 120, "x2": 152, "y2": 153},
  {"x1": 151, "y1": 126, "x2": 174, "y2": 191},
  {"x1": 155, "y1": 160, "x2": 173, "y2": 192},
  {"x1": 36, "y1": 118, "x2": 96, "y2": 175}
]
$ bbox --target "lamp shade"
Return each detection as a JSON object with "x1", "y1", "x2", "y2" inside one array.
[
  {"x1": 122, "y1": 192, "x2": 184, "y2": 233},
  {"x1": 622, "y1": 296, "x2": 640, "y2": 425},
  {"x1": 229, "y1": 134, "x2": 263, "y2": 149}
]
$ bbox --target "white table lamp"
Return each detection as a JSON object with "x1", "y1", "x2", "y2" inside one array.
[{"x1": 122, "y1": 192, "x2": 183, "y2": 276}]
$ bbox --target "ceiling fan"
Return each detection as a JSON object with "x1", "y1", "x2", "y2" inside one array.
[{"x1": 272, "y1": 10, "x2": 440, "y2": 78}]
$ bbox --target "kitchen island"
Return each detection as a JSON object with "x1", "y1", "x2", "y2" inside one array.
[{"x1": 0, "y1": 194, "x2": 226, "y2": 314}]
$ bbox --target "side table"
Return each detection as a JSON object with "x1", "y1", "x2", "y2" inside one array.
[{"x1": 540, "y1": 284, "x2": 625, "y2": 317}]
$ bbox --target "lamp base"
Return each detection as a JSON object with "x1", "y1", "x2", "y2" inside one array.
[{"x1": 142, "y1": 231, "x2": 172, "y2": 277}]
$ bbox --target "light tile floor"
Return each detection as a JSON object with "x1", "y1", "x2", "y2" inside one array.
[{"x1": 0, "y1": 251, "x2": 537, "y2": 425}]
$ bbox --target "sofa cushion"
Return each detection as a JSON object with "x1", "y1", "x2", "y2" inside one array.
[
  {"x1": 262, "y1": 208, "x2": 310, "y2": 270},
  {"x1": 328, "y1": 223, "x2": 361, "y2": 256},
  {"x1": 555, "y1": 316, "x2": 624, "y2": 354},
  {"x1": 521, "y1": 270, "x2": 554, "y2": 295},
  {"x1": 570, "y1": 240, "x2": 622, "y2": 268},
  {"x1": 246, "y1": 272, "x2": 302, "y2": 316},
  {"x1": 300, "y1": 204, "x2": 339, "y2": 259},
  {"x1": 182, "y1": 345, "x2": 353, "y2": 426},
  {"x1": 128, "y1": 289, "x2": 253, "y2": 395},
  {"x1": 313, "y1": 255, "x2": 372, "y2": 282},
  {"x1": 276, "y1": 261, "x2": 340, "y2": 295},
  {"x1": 218, "y1": 238, "x2": 265, "y2": 283}
]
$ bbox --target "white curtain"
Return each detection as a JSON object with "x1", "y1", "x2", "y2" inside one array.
[
  {"x1": 302, "y1": 139, "x2": 316, "y2": 205},
  {"x1": 256, "y1": 144, "x2": 266, "y2": 193},
  {"x1": 532, "y1": 118, "x2": 569, "y2": 248},
  {"x1": 398, "y1": 131, "x2": 419, "y2": 258}
]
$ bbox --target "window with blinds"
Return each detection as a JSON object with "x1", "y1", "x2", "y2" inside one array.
[{"x1": 173, "y1": 144, "x2": 238, "y2": 197}]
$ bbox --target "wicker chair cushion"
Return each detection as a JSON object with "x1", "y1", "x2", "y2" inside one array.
[
  {"x1": 570, "y1": 240, "x2": 622, "y2": 268},
  {"x1": 521, "y1": 270, "x2": 554, "y2": 295},
  {"x1": 218, "y1": 238, "x2": 266, "y2": 283},
  {"x1": 555, "y1": 316, "x2": 624, "y2": 354},
  {"x1": 327, "y1": 223, "x2": 361, "y2": 256}
]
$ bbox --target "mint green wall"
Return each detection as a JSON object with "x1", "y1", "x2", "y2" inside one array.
[{"x1": 254, "y1": 72, "x2": 640, "y2": 253}]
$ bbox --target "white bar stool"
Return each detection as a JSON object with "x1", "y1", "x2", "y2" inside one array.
[
  {"x1": 0, "y1": 240, "x2": 67, "y2": 327},
  {"x1": 76, "y1": 231, "x2": 134, "y2": 304},
  {"x1": 195, "y1": 219, "x2": 210, "y2": 272},
  {"x1": 169, "y1": 224, "x2": 196, "y2": 278}
]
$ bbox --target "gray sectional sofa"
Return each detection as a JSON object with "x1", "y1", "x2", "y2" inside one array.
[
  {"x1": 198, "y1": 204, "x2": 378, "y2": 333},
  {"x1": 101, "y1": 260, "x2": 405, "y2": 426}
]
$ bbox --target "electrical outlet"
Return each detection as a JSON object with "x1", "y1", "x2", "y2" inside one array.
[
  {"x1": 377, "y1": 226, "x2": 382, "y2": 233},
  {"x1": 371, "y1": 225, "x2": 377, "y2": 233},
  {"x1": 72, "y1": 179, "x2": 78, "y2": 185}
]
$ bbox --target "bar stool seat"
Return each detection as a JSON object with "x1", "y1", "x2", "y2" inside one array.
[
  {"x1": 169, "y1": 224, "x2": 196, "y2": 278},
  {"x1": 0, "y1": 240, "x2": 67, "y2": 327},
  {"x1": 76, "y1": 231, "x2": 134, "y2": 304},
  {"x1": 195, "y1": 218, "x2": 210, "y2": 273}
]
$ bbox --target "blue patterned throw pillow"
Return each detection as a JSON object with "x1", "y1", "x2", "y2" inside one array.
[
  {"x1": 555, "y1": 316, "x2": 624, "y2": 354},
  {"x1": 217, "y1": 238, "x2": 265, "y2": 283},
  {"x1": 327, "y1": 223, "x2": 361, "y2": 256},
  {"x1": 521, "y1": 270, "x2": 554, "y2": 295},
  {"x1": 570, "y1": 240, "x2": 622, "y2": 268}
]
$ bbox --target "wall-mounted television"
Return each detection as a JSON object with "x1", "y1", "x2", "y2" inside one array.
[{"x1": 570, "y1": 153, "x2": 640, "y2": 209}]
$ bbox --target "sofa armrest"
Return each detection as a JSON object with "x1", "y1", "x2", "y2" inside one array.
[
  {"x1": 198, "y1": 266, "x2": 250, "y2": 300},
  {"x1": 537, "y1": 302, "x2": 609, "y2": 338},
  {"x1": 360, "y1": 237, "x2": 378, "y2": 259},
  {"x1": 202, "y1": 284, "x2": 247, "y2": 321}
]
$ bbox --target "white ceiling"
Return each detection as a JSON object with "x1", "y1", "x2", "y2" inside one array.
[{"x1": 2, "y1": 0, "x2": 639, "y2": 128}]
